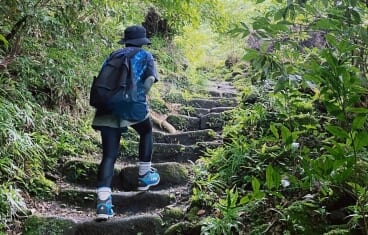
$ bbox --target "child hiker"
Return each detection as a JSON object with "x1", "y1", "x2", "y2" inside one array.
[{"x1": 91, "y1": 25, "x2": 160, "y2": 220}]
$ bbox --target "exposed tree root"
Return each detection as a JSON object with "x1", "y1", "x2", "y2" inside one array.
[{"x1": 151, "y1": 112, "x2": 177, "y2": 133}]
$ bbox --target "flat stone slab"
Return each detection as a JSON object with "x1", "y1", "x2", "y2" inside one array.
[
  {"x1": 23, "y1": 216, "x2": 75, "y2": 235},
  {"x1": 210, "y1": 106, "x2": 234, "y2": 113},
  {"x1": 166, "y1": 111, "x2": 233, "y2": 132},
  {"x1": 62, "y1": 160, "x2": 188, "y2": 190},
  {"x1": 207, "y1": 81, "x2": 238, "y2": 97},
  {"x1": 120, "y1": 162, "x2": 188, "y2": 191},
  {"x1": 152, "y1": 142, "x2": 221, "y2": 163},
  {"x1": 153, "y1": 129, "x2": 219, "y2": 145},
  {"x1": 66, "y1": 214, "x2": 163, "y2": 235},
  {"x1": 166, "y1": 114, "x2": 200, "y2": 131},
  {"x1": 178, "y1": 107, "x2": 210, "y2": 117},
  {"x1": 58, "y1": 189, "x2": 174, "y2": 213},
  {"x1": 186, "y1": 97, "x2": 237, "y2": 109},
  {"x1": 178, "y1": 106, "x2": 233, "y2": 117},
  {"x1": 199, "y1": 112, "x2": 231, "y2": 131}
]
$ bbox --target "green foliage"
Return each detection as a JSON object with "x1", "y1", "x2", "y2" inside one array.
[
  {"x1": 142, "y1": 0, "x2": 228, "y2": 34},
  {"x1": 191, "y1": 0, "x2": 368, "y2": 234},
  {"x1": 0, "y1": 184, "x2": 27, "y2": 231},
  {"x1": 200, "y1": 187, "x2": 245, "y2": 235},
  {"x1": 23, "y1": 216, "x2": 75, "y2": 235}
]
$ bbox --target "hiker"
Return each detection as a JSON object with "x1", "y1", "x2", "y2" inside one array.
[{"x1": 91, "y1": 25, "x2": 160, "y2": 220}]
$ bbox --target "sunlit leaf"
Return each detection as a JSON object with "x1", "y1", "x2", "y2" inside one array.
[
  {"x1": 325, "y1": 125, "x2": 349, "y2": 139},
  {"x1": 354, "y1": 131, "x2": 368, "y2": 150},
  {"x1": 251, "y1": 177, "x2": 261, "y2": 192},
  {"x1": 270, "y1": 123, "x2": 279, "y2": 139},
  {"x1": 352, "y1": 115, "x2": 367, "y2": 129}
]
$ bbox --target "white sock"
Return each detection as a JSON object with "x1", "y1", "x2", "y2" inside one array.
[
  {"x1": 97, "y1": 187, "x2": 111, "y2": 200},
  {"x1": 138, "y1": 162, "x2": 151, "y2": 176}
]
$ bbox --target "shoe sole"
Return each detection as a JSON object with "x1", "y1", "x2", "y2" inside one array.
[
  {"x1": 95, "y1": 214, "x2": 108, "y2": 222},
  {"x1": 137, "y1": 178, "x2": 160, "y2": 191},
  {"x1": 95, "y1": 213, "x2": 114, "y2": 221}
]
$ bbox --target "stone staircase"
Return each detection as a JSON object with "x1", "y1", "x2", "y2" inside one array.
[{"x1": 22, "y1": 80, "x2": 238, "y2": 235}]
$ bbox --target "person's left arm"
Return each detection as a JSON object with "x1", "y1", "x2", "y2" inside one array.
[{"x1": 142, "y1": 52, "x2": 158, "y2": 94}]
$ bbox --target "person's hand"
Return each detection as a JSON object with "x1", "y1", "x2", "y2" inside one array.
[{"x1": 144, "y1": 76, "x2": 155, "y2": 94}]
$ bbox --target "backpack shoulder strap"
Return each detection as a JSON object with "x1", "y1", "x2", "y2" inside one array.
[{"x1": 110, "y1": 48, "x2": 141, "y2": 60}]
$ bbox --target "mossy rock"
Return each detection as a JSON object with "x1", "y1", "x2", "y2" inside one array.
[
  {"x1": 161, "y1": 206, "x2": 185, "y2": 225},
  {"x1": 63, "y1": 160, "x2": 121, "y2": 187},
  {"x1": 166, "y1": 114, "x2": 200, "y2": 131},
  {"x1": 23, "y1": 216, "x2": 75, "y2": 235},
  {"x1": 178, "y1": 107, "x2": 210, "y2": 117},
  {"x1": 163, "y1": 222, "x2": 201, "y2": 235},
  {"x1": 186, "y1": 98, "x2": 238, "y2": 109},
  {"x1": 66, "y1": 215, "x2": 163, "y2": 235},
  {"x1": 58, "y1": 190, "x2": 95, "y2": 208},
  {"x1": 200, "y1": 111, "x2": 232, "y2": 131},
  {"x1": 151, "y1": 143, "x2": 200, "y2": 162},
  {"x1": 120, "y1": 162, "x2": 189, "y2": 190},
  {"x1": 153, "y1": 129, "x2": 218, "y2": 145}
]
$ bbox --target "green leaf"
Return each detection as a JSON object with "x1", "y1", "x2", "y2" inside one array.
[
  {"x1": 325, "y1": 125, "x2": 349, "y2": 139},
  {"x1": 354, "y1": 131, "x2": 368, "y2": 150},
  {"x1": 265, "y1": 165, "x2": 274, "y2": 190},
  {"x1": 266, "y1": 165, "x2": 281, "y2": 190},
  {"x1": 314, "y1": 18, "x2": 339, "y2": 31},
  {"x1": 270, "y1": 22, "x2": 289, "y2": 32},
  {"x1": 243, "y1": 49, "x2": 261, "y2": 61},
  {"x1": 280, "y1": 125, "x2": 292, "y2": 144},
  {"x1": 322, "y1": 49, "x2": 338, "y2": 68},
  {"x1": 347, "y1": 107, "x2": 368, "y2": 114},
  {"x1": 253, "y1": 191, "x2": 265, "y2": 200},
  {"x1": 0, "y1": 34, "x2": 8, "y2": 49},
  {"x1": 351, "y1": 8, "x2": 361, "y2": 24},
  {"x1": 239, "y1": 22, "x2": 250, "y2": 37},
  {"x1": 270, "y1": 123, "x2": 279, "y2": 139},
  {"x1": 251, "y1": 177, "x2": 261, "y2": 192},
  {"x1": 352, "y1": 115, "x2": 367, "y2": 129},
  {"x1": 239, "y1": 195, "x2": 250, "y2": 205},
  {"x1": 253, "y1": 17, "x2": 269, "y2": 31},
  {"x1": 324, "y1": 102, "x2": 343, "y2": 118}
]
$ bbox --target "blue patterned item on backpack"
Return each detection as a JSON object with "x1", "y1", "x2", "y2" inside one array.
[{"x1": 89, "y1": 48, "x2": 141, "y2": 117}]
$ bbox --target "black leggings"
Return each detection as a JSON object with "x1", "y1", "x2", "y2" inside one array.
[{"x1": 97, "y1": 118, "x2": 153, "y2": 188}]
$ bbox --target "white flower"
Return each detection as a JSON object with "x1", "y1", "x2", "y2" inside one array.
[{"x1": 281, "y1": 179, "x2": 290, "y2": 188}]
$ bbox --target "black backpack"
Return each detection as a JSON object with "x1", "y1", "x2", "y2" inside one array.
[{"x1": 89, "y1": 48, "x2": 141, "y2": 112}]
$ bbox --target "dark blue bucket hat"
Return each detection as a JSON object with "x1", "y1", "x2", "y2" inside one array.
[{"x1": 118, "y1": 25, "x2": 151, "y2": 46}]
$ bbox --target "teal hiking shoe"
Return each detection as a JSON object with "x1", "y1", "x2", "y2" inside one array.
[
  {"x1": 96, "y1": 196, "x2": 114, "y2": 221},
  {"x1": 137, "y1": 168, "x2": 160, "y2": 191}
]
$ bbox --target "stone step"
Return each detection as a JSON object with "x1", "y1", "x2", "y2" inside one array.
[
  {"x1": 186, "y1": 97, "x2": 238, "y2": 109},
  {"x1": 166, "y1": 110, "x2": 232, "y2": 132},
  {"x1": 208, "y1": 90, "x2": 237, "y2": 98},
  {"x1": 117, "y1": 141, "x2": 221, "y2": 163},
  {"x1": 24, "y1": 209, "x2": 201, "y2": 235},
  {"x1": 165, "y1": 114, "x2": 200, "y2": 131},
  {"x1": 199, "y1": 112, "x2": 231, "y2": 131},
  {"x1": 153, "y1": 129, "x2": 219, "y2": 145},
  {"x1": 205, "y1": 80, "x2": 238, "y2": 98},
  {"x1": 58, "y1": 188, "x2": 174, "y2": 213},
  {"x1": 151, "y1": 141, "x2": 222, "y2": 163},
  {"x1": 178, "y1": 106, "x2": 234, "y2": 118},
  {"x1": 67, "y1": 214, "x2": 164, "y2": 235},
  {"x1": 23, "y1": 214, "x2": 164, "y2": 235},
  {"x1": 62, "y1": 160, "x2": 189, "y2": 190}
]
